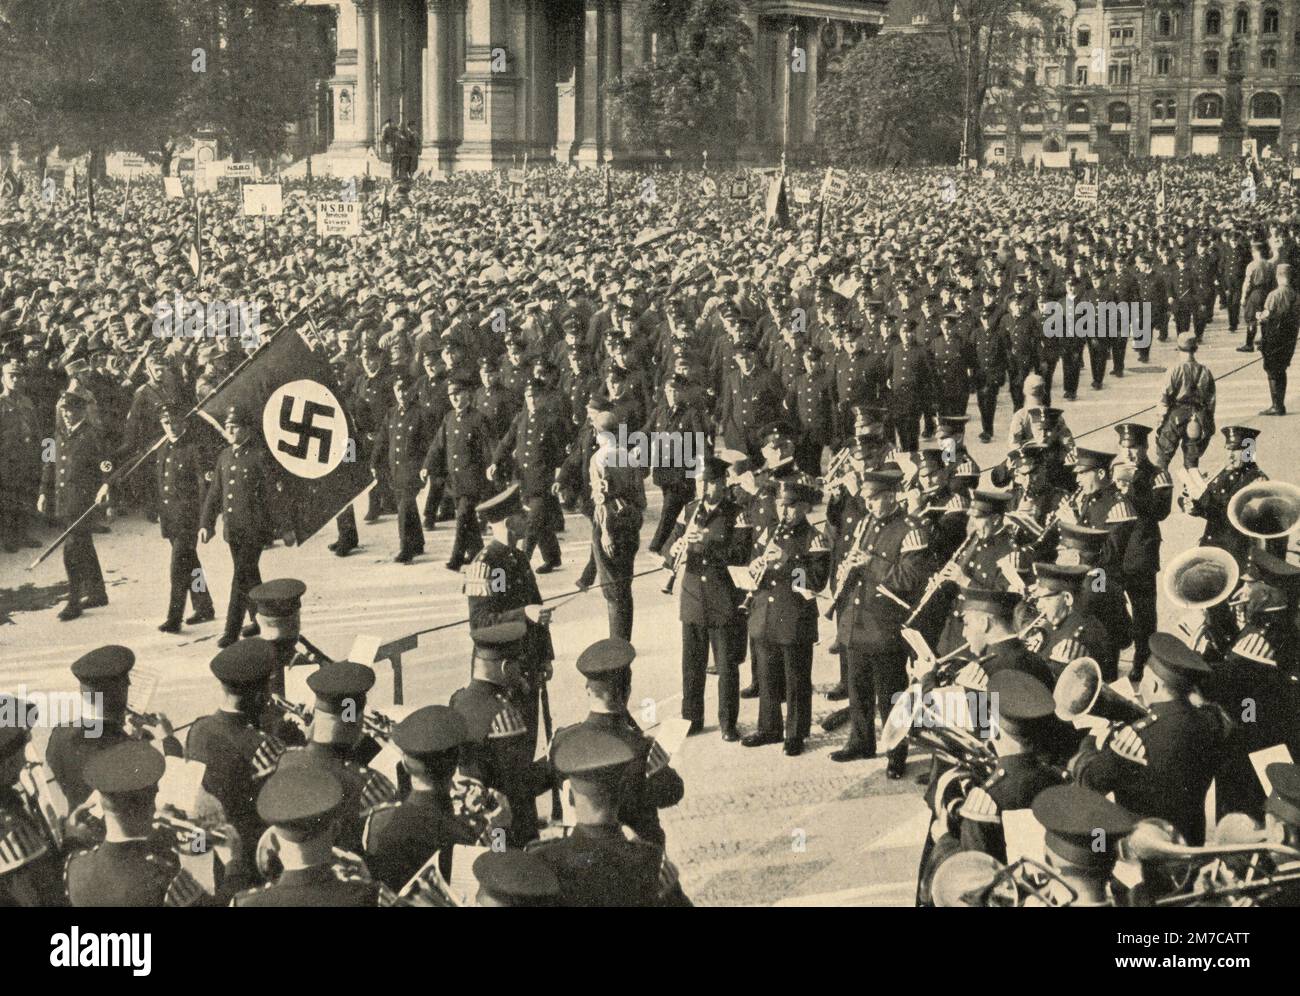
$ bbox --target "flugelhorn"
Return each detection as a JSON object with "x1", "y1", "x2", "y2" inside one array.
[
  {"x1": 1227, "y1": 480, "x2": 1300, "y2": 540},
  {"x1": 1052, "y1": 656, "x2": 1152, "y2": 726},
  {"x1": 1162, "y1": 545, "x2": 1239, "y2": 610},
  {"x1": 1123, "y1": 817, "x2": 1300, "y2": 866}
]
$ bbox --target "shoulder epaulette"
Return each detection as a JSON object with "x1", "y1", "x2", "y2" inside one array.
[
  {"x1": 0, "y1": 812, "x2": 49, "y2": 873},
  {"x1": 164, "y1": 866, "x2": 206, "y2": 908},
  {"x1": 250, "y1": 734, "x2": 285, "y2": 780},
  {"x1": 645, "y1": 739, "x2": 670, "y2": 778},
  {"x1": 1231, "y1": 629, "x2": 1277, "y2": 666},
  {"x1": 959, "y1": 785, "x2": 1002, "y2": 824},
  {"x1": 1152, "y1": 470, "x2": 1173, "y2": 489},
  {"x1": 1049, "y1": 635, "x2": 1085, "y2": 664},
  {"x1": 807, "y1": 526, "x2": 830, "y2": 554},
  {"x1": 360, "y1": 770, "x2": 399, "y2": 809},
  {"x1": 1109, "y1": 718, "x2": 1152, "y2": 766},
  {"x1": 489, "y1": 702, "x2": 528, "y2": 739},
  {"x1": 1106, "y1": 499, "x2": 1137, "y2": 523},
  {"x1": 955, "y1": 660, "x2": 988, "y2": 691},
  {"x1": 462, "y1": 559, "x2": 491, "y2": 597},
  {"x1": 944, "y1": 492, "x2": 970, "y2": 512},
  {"x1": 901, "y1": 527, "x2": 928, "y2": 554}
]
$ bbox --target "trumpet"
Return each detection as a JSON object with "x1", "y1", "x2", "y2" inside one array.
[
  {"x1": 154, "y1": 813, "x2": 230, "y2": 849},
  {"x1": 819, "y1": 447, "x2": 855, "y2": 492},
  {"x1": 269, "y1": 694, "x2": 313, "y2": 736}
]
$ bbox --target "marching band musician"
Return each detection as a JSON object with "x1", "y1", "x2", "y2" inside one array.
[
  {"x1": 1004, "y1": 443, "x2": 1068, "y2": 574},
  {"x1": 741, "y1": 477, "x2": 831, "y2": 757},
  {"x1": 471, "y1": 849, "x2": 561, "y2": 907},
  {"x1": 64, "y1": 742, "x2": 215, "y2": 907},
  {"x1": 463, "y1": 483, "x2": 556, "y2": 755},
  {"x1": 232, "y1": 765, "x2": 392, "y2": 907},
  {"x1": 955, "y1": 588, "x2": 1054, "y2": 688},
  {"x1": 184, "y1": 639, "x2": 287, "y2": 868},
  {"x1": 830, "y1": 466, "x2": 931, "y2": 771},
  {"x1": 450, "y1": 622, "x2": 540, "y2": 847},
  {"x1": 274, "y1": 660, "x2": 398, "y2": 854},
  {"x1": 45, "y1": 645, "x2": 182, "y2": 811},
  {"x1": 1028, "y1": 784, "x2": 1136, "y2": 907},
  {"x1": 535, "y1": 638, "x2": 684, "y2": 846},
  {"x1": 1070, "y1": 633, "x2": 1232, "y2": 846},
  {"x1": 1, "y1": 697, "x2": 66, "y2": 906},
  {"x1": 1114, "y1": 423, "x2": 1173, "y2": 681},
  {"x1": 662, "y1": 455, "x2": 753, "y2": 741},
  {"x1": 525, "y1": 727, "x2": 691, "y2": 908},
  {"x1": 1181, "y1": 425, "x2": 1282, "y2": 568},
  {"x1": 1202, "y1": 549, "x2": 1300, "y2": 822},
  {"x1": 1062, "y1": 448, "x2": 1137, "y2": 572},
  {"x1": 1020, "y1": 563, "x2": 1109, "y2": 679},
  {"x1": 362, "y1": 706, "x2": 487, "y2": 892},
  {"x1": 1055, "y1": 522, "x2": 1132, "y2": 683},
  {"x1": 931, "y1": 491, "x2": 1023, "y2": 658},
  {"x1": 909, "y1": 442, "x2": 968, "y2": 562}
]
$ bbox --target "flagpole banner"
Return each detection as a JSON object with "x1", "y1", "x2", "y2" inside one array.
[
  {"x1": 242, "y1": 182, "x2": 283, "y2": 217},
  {"x1": 316, "y1": 200, "x2": 361, "y2": 237},
  {"x1": 197, "y1": 326, "x2": 373, "y2": 544}
]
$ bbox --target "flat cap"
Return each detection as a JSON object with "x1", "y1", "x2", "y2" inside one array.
[
  {"x1": 471, "y1": 620, "x2": 529, "y2": 663},
  {"x1": 210, "y1": 637, "x2": 279, "y2": 688},
  {"x1": 989, "y1": 670, "x2": 1055, "y2": 731},
  {"x1": 1057, "y1": 521, "x2": 1109, "y2": 555},
  {"x1": 576, "y1": 637, "x2": 636, "y2": 677},
  {"x1": 393, "y1": 705, "x2": 467, "y2": 758},
  {"x1": 256, "y1": 764, "x2": 344, "y2": 829},
  {"x1": 1221, "y1": 424, "x2": 1262, "y2": 449},
  {"x1": 472, "y1": 850, "x2": 560, "y2": 906},
  {"x1": 552, "y1": 726, "x2": 636, "y2": 778},
  {"x1": 84, "y1": 742, "x2": 165, "y2": 796},
  {"x1": 306, "y1": 659, "x2": 376, "y2": 715},
  {"x1": 1114, "y1": 423, "x2": 1152, "y2": 445},
  {"x1": 71, "y1": 645, "x2": 134, "y2": 686}
]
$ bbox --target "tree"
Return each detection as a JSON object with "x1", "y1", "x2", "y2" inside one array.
[
  {"x1": 0, "y1": 0, "x2": 186, "y2": 170},
  {"x1": 816, "y1": 33, "x2": 961, "y2": 166},
  {"x1": 608, "y1": 0, "x2": 754, "y2": 160},
  {"x1": 166, "y1": 0, "x2": 333, "y2": 171}
]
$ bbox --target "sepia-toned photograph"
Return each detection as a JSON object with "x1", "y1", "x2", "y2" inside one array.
[{"x1": 0, "y1": 0, "x2": 1297, "y2": 949}]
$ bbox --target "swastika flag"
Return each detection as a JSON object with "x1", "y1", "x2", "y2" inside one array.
[{"x1": 197, "y1": 325, "x2": 373, "y2": 544}]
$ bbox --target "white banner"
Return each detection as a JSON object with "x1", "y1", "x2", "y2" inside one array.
[
  {"x1": 225, "y1": 161, "x2": 256, "y2": 178},
  {"x1": 242, "y1": 182, "x2": 283, "y2": 217},
  {"x1": 316, "y1": 200, "x2": 361, "y2": 237},
  {"x1": 1040, "y1": 150, "x2": 1072, "y2": 169},
  {"x1": 163, "y1": 176, "x2": 184, "y2": 200}
]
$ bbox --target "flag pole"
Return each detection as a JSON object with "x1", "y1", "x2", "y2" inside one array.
[{"x1": 27, "y1": 293, "x2": 325, "y2": 570}]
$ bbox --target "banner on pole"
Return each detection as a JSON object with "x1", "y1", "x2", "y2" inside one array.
[
  {"x1": 197, "y1": 327, "x2": 373, "y2": 544},
  {"x1": 242, "y1": 183, "x2": 283, "y2": 217},
  {"x1": 316, "y1": 200, "x2": 361, "y2": 237},
  {"x1": 163, "y1": 176, "x2": 184, "y2": 200}
]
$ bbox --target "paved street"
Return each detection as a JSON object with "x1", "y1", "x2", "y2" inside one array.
[{"x1": 0, "y1": 313, "x2": 1284, "y2": 905}]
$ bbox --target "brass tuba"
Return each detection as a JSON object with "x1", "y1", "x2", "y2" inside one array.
[
  {"x1": 1053, "y1": 656, "x2": 1152, "y2": 725},
  {"x1": 1227, "y1": 480, "x2": 1300, "y2": 540},
  {"x1": 1161, "y1": 546, "x2": 1240, "y2": 610}
]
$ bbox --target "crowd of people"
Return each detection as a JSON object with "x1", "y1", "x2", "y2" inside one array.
[{"x1": 3, "y1": 151, "x2": 1300, "y2": 906}]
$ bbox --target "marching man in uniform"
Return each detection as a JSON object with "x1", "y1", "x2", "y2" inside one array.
[
  {"x1": 155, "y1": 402, "x2": 217, "y2": 633},
  {"x1": 1153, "y1": 333, "x2": 1215, "y2": 472}
]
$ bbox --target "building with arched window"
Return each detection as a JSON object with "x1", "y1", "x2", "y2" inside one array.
[
  {"x1": 300, "y1": 0, "x2": 888, "y2": 172},
  {"x1": 918, "y1": 0, "x2": 1300, "y2": 164}
]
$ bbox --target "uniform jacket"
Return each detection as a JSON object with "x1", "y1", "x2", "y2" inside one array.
[
  {"x1": 747, "y1": 517, "x2": 831, "y2": 646},
  {"x1": 200, "y1": 442, "x2": 285, "y2": 545}
]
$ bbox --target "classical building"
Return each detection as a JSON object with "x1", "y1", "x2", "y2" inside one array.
[
  {"x1": 298, "y1": 0, "x2": 886, "y2": 172},
  {"x1": 973, "y1": 1, "x2": 1300, "y2": 163}
]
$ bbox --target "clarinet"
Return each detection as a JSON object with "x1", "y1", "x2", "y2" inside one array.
[
  {"x1": 739, "y1": 521, "x2": 794, "y2": 613},
  {"x1": 662, "y1": 500, "x2": 706, "y2": 595},
  {"x1": 904, "y1": 529, "x2": 980, "y2": 627},
  {"x1": 823, "y1": 514, "x2": 873, "y2": 621}
]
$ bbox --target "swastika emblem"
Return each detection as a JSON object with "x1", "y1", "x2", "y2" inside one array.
[{"x1": 262, "y1": 379, "x2": 347, "y2": 480}]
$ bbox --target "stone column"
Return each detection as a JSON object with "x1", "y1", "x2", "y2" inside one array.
[
  {"x1": 457, "y1": 0, "x2": 521, "y2": 170},
  {"x1": 554, "y1": 11, "x2": 579, "y2": 163},
  {"x1": 802, "y1": 23, "x2": 819, "y2": 149},
  {"x1": 355, "y1": 0, "x2": 376, "y2": 148},
  {"x1": 603, "y1": 0, "x2": 622, "y2": 155},
  {"x1": 574, "y1": 0, "x2": 604, "y2": 163},
  {"x1": 424, "y1": 0, "x2": 455, "y2": 169}
]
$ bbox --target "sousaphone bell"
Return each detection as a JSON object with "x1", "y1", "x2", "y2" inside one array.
[
  {"x1": 1227, "y1": 480, "x2": 1300, "y2": 541},
  {"x1": 1161, "y1": 545, "x2": 1239, "y2": 610}
]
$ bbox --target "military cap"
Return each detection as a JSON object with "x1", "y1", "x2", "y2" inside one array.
[
  {"x1": 477, "y1": 482, "x2": 523, "y2": 523},
  {"x1": 0, "y1": 696, "x2": 34, "y2": 759},
  {"x1": 1146, "y1": 632, "x2": 1211, "y2": 690},
  {"x1": 392, "y1": 705, "x2": 467, "y2": 759},
  {"x1": 576, "y1": 637, "x2": 636, "y2": 677},
  {"x1": 256, "y1": 764, "x2": 344, "y2": 832},
  {"x1": 210, "y1": 638, "x2": 278, "y2": 688},
  {"x1": 1032, "y1": 784, "x2": 1134, "y2": 870},
  {"x1": 1071, "y1": 448, "x2": 1114, "y2": 472},
  {"x1": 306, "y1": 660, "x2": 376, "y2": 715},
  {"x1": 1242, "y1": 547, "x2": 1300, "y2": 589},
  {"x1": 84, "y1": 742, "x2": 165, "y2": 798},
  {"x1": 761, "y1": 420, "x2": 796, "y2": 445},
  {"x1": 158, "y1": 400, "x2": 187, "y2": 420},
  {"x1": 471, "y1": 620, "x2": 530, "y2": 662},
  {"x1": 1031, "y1": 562, "x2": 1090, "y2": 594},
  {"x1": 224, "y1": 404, "x2": 256, "y2": 427},
  {"x1": 733, "y1": 337, "x2": 758, "y2": 355},
  {"x1": 1264, "y1": 762, "x2": 1300, "y2": 826},
  {"x1": 917, "y1": 441, "x2": 949, "y2": 469},
  {"x1": 989, "y1": 670, "x2": 1056, "y2": 736},
  {"x1": 779, "y1": 477, "x2": 820, "y2": 505},
  {"x1": 478, "y1": 354, "x2": 500, "y2": 371},
  {"x1": 1057, "y1": 521, "x2": 1109, "y2": 555},
  {"x1": 700, "y1": 455, "x2": 730, "y2": 482},
  {"x1": 449, "y1": 373, "x2": 477, "y2": 391},
  {"x1": 71, "y1": 645, "x2": 134, "y2": 687},
  {"x1": 968, "y1": 490, "x2": 1010, "y2": 517},
  {"x1": 473, "y1": 850, "x2": 561, "y2": 906},
  {"x1": 247, "y1": 578, "x2": 306, "y2": 617},
  {"x1": 936, "y1": 415, "x2": 970, "y2": 438},
  {"x1": 959, "y1": 587, "x2": 1019, "y2": 618},
  {"x1": 1221, "y1": 424, "x2": 1262, "y2": 450},
  {"x1": 1114, "y1": 423, "x2": 1152, "y2": 446},
  {"x1": 1008, "y1": 443, "x2": 1048, "y2": 469},
  {"x1": 552, "y1": 726, "x2": 636, "y2": 779},
  {"x1": 1176, "y1": 331, "x2": 1198, "y2": 352},
  {"x1": 59, "y1": 389, "x2": 89, "y2": 409},
  {"x1": 860, "y1": 465, "x2": 904, "y2": 494}
]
